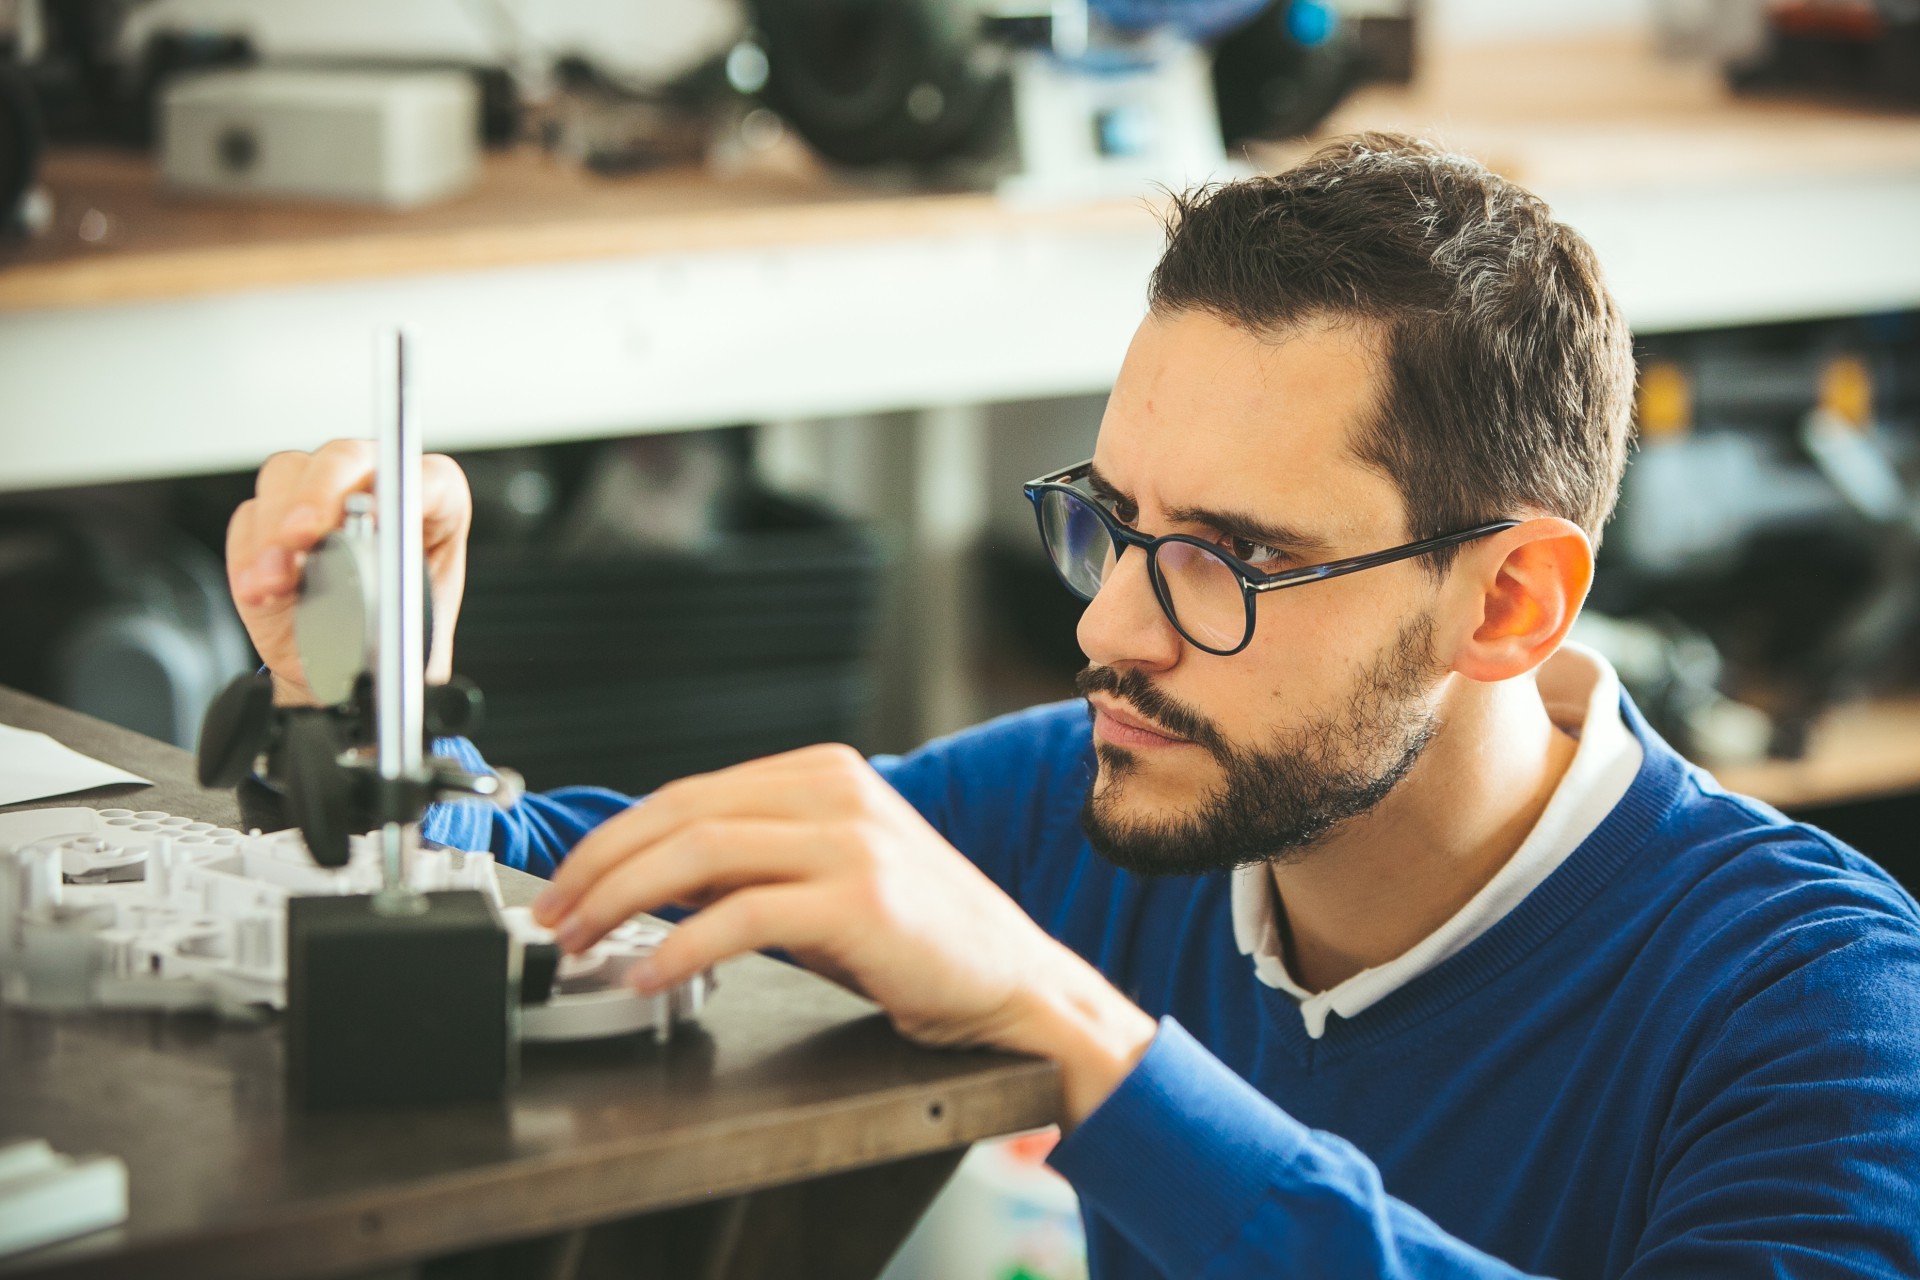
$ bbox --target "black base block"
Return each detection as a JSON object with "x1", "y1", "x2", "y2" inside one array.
[{"x1": 287, "y1": 890, "x2": 512, "y2": 1109}]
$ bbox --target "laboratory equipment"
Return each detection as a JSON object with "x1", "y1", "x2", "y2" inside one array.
[
  {"x1": 160, "y1": 67, "x2": 481, "y2": 207},
  {"x1": 738, "y1": 0, "x2": 1409, "y2": 195},
  {"x1": 0, "y1": 329, "x2": 711, "y2": 1112}
]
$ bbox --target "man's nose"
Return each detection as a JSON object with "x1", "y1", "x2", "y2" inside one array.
[{"x1": 1076, "y1": 544, "x2": 1182, "y2": 672}]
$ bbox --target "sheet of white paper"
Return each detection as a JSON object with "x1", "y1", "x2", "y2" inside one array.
[{"x1": 0, "y1": 723, "x2": 152, "y2": 807}]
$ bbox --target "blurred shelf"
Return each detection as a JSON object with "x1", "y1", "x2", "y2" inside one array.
[
  {"x1": 1713, "y1": 696, "x2": 1920, "y2": 811},
  {"x1": 0, "y1": 147, "x2": 1149, "y2": 313},
  {"x1": 1, "y1": 34, "x2": 1918, "y2": 492},
  {"x1": 1263, "y1": 33, "x2": 1920, "y2": 335},
  {"x1": 1293, "y1": 32, "x2": 1920, "y2": 188}
]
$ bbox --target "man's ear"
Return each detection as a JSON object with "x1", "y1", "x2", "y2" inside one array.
[{"x1": 1448, "y1": 517, "x2": 1593, "y2": 684}]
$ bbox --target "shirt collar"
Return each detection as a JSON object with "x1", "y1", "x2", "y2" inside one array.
[{"x1": 1230, "y1": 642, "x2": 1644, "y2": 1037}]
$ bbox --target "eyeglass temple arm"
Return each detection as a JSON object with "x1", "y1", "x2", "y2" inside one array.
[
  {"x1": 1026, "y1": 461, "x2": 1094, "y2": 489},
  {"x1": 1247, "y1": 521, "x2": 1521, "y2": 593}
]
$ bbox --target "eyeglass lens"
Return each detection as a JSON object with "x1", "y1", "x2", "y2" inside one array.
[
  {"x1": 1037, "y1": 486, "x2": 1111, "y2": 600},
  {"x1": 1037, "y1": 488, "x2": 1249, "y2": 652}
]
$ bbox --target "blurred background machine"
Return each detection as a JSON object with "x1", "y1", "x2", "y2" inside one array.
[
  {"x1": 1657, "y1": 0, "x2": 1920, "y2": 110},
  {"x1": 159, "y1": 65, "x2": 481, "y2": 206},
  {"x1": 737, "y1": 0, "x2": 1412, "y2": 195},
  {"x1": 0, "y1": 502, "x2": 252, "y2": 752},
  {"x1": 1592, "y1": 315, "x2": 1920, "y2": 765},
  {"x1": 0, "y1": 35, "x2": 38, "y2": 231}
]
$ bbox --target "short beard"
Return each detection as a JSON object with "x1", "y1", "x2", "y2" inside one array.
[{"x1": 1077, "y1": 613, "x2": 1441, "y2": 876}]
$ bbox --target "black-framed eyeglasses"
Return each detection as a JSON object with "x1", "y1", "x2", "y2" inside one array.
[{"x1": 1022, "y1": 460, "x2": 1519, "y2": 657}]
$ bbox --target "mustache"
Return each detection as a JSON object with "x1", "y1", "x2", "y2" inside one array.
[{"x1": 1074, "y1": 664, "x2": 1227, "y2": 755}]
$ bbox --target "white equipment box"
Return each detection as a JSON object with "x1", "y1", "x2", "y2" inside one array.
[{"x1": 161, "y1": 67, "x2": 480, "y2": 208}]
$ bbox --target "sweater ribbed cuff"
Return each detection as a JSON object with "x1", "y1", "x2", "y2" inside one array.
[{"x1": 419, "y1": 735, "x2": 495, "y2": 853}]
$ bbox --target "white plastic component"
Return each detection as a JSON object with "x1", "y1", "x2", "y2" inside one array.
[
  {"x1": 0, "y1": 807, "x2": 482, "y2": 1010},
  {"x1": 161, "y1": 67, "x2": 479, "y2": 208},
  {"x1": 0, "y1": 1138, "x2": 128, "y2": 1261},
  {"x1": 0, "y1": 807, "x2": 709, "y2": 1042},
  {"x1": 503, "y1": 908, "x2": 714, "y2": 1043}
]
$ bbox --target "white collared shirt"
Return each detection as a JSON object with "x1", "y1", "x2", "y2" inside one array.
[{"x1": 1229, "y1": 643, "x2": 1644, "y2": 1038}]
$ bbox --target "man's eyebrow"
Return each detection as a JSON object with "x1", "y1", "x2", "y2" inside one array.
[
  {"x1": 1168, "y1": 503, "x2": 1333, "y2": 556},
  {"x1": 1088, "y1": 465, "x2": 1333, "y2": 555},
  {"x1": 1086, "y1": 465, "x2": 1132, "y2": 510}
]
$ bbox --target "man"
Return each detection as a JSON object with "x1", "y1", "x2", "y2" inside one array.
[{"x1": 228, "y1": 134, "x2": 1920, "y2": 1277}]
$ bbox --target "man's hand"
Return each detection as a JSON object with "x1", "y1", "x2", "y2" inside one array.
[
  {"x1": 227, "y1": 440, "x2": 473, "y2": 705},
  {"x1": 531, "y1": 743, "x2": 1158, "y2": 1125}
]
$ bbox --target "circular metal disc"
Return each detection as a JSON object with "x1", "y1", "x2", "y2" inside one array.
[{"x1": 292, "y1": 533, "x2": 377, "y2": 707}]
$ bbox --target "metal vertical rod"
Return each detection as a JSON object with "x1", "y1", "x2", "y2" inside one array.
[{"x1": 374, "y1": 328, "x2": 426, "y2": 908}]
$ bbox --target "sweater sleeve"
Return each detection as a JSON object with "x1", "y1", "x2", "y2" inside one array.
[
  {"x1": 418, "y1": 736, "x2": 636, "y2": 879},
  {"x1": 1052, "y1": 902, "x2": 1920, "y2": 1280},
  {"x1": 1050, "y1": 1019, "x2": 1538, "y2": 1280},
  {"x1": 1626, "y1": 898, "x2": 1920, "y2": 1278}
]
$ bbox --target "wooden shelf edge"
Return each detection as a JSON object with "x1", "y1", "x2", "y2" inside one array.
[
  {"x1": 0, "y1": 191, "x2": 1160, "y2": 314},
  {"x1": 1709, "y1": 697, "x2": 1920, "y2": 811}
]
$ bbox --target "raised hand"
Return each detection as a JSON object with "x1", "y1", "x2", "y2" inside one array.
[{"x1": 226, "y1": 440, "x2": 472, "y2": 705}]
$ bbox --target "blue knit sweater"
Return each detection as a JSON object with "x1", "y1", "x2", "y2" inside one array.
[{"x1": 425, "y1": 696, "x2": 1920, "y2": 1278}]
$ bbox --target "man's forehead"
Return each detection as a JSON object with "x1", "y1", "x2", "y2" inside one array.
[{"x1": 1093, "y1": 310, "x2": 1403, "y2": 536}]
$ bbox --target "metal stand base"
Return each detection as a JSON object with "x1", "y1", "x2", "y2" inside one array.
[{"x1": 287, "y1": 890, "x2": 512, "y2": 1109}]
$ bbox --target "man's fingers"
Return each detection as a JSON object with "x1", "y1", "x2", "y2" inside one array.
[
  {"x1": 633, "y1": 884, "x2": 830, "y2": 994},
  {"x1": 421, "y1": 453, "x2": 472, "y2": 544},
  {"x1": 227, "y1": 498, "x2": 264, "y2": 601},
  {"x1": 538, "y1": 748, "x2": 875, "y2": 921},
  {"x1": 551, "y1": 819, "x2": 821, "y2": 952},
  {"x1": 241, "y1": 443, "x2": 471, "y2": 604},
  {"x1": 253, "y1": 441, "x2": 376, "y2": 554},
  {"x1": 254, "y1": 450, "x2": 309, "y2": 501}
]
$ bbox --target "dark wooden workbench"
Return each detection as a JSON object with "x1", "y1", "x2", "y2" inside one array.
[{"x1": 0, "y1": 686, "x2": 1061, "y2": 1279}]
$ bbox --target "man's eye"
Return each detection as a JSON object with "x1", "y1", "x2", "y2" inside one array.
[{"x1": 1227, "y1": 538, "x2": 1288, "y2": 569}]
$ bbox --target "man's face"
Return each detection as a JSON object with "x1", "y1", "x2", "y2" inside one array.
[{"x1": 1075, "y1": 310, "x2": 1453, "y2": 874}]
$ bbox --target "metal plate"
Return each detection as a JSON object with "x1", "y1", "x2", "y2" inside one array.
[{"x1": 292, "y1": 530, "x2": 377, "y2": 707}]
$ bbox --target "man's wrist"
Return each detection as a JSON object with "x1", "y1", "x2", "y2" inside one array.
[{"x1": 1009, "y1": 947, "x2": 1158, "y2": 1129}]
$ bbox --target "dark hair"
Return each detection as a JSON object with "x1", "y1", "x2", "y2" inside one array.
[{"x1": 1148, "y1": 132, "x2": 1635, "y2": 567}]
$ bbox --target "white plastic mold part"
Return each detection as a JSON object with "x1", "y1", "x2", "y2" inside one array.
[
  {"x1": 0, "y1": 807, "x2": 499, "y2": 1012},
  {"x1": 502, "y1": 907, "x2": 713, "y2": 1044},
  {"x1": 0, "y1": 808, "x2": 703, "y2": 1041}
]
